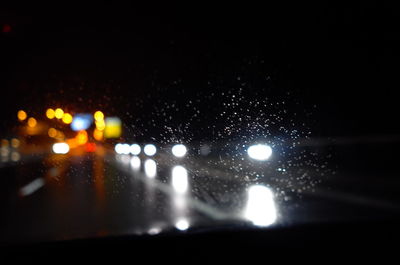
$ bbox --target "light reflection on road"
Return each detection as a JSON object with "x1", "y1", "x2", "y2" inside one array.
[
  {"x1": 114, "y1": 153, "x2": 281, "y2": 229},
  {"x1": 171, "y1": 165, "x2": 189, "y2": 194},
  {"x1": 171, "y1": 164, "x2": 190, "y2": 231},
  {"x1": 144, "y1": 159, "x2": 157, "y2": 178},
  {"x1": 130, "y1": 156, "x2": 141, "y2": 171},
  {"x1": 243, "y1": 185, "x2": 277, "y2": 227}
]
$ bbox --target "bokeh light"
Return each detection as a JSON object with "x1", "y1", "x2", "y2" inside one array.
[
  {"x1": 247, "y1": 144, "x2": 272, "y2": 161},
  {"x1": 52, "y1": 143, "x2": 70, "y2": 154},
  {"x1": 46, "y1": 108, "x2": 55, "y2": 119},
  {"x1": 144, "y1": 144, "x2": 157, "y2": 156},
  {"x1": 94, "y1": 111, "x2": 104, "y2": 122},
  {"x1": 144, "y1": 159, "x2": 157, "y2": 178},
  {"x1": 93, "y1": 129, "x2": 103, "y2": 141},
  {"x1": 11, "y1": 138, "x2": 20, "y2": 148},
  {"x1": 17, "y1": 110, "x2": 27, "y2": 121},
  {"x1": 175, "y1": 219, "x2": 190, "y2": 231},
  {"x1": 27, "y1": 117, "x2": 37, "y2": 128},
  {"x1": 244, "y1": 185, "x2": 277, "y2": 227},
  {"x1": 130, "y1": 156, "x2": 141, "y2": 170},
  {"x1": 48, "y1": 128, "x2": 57, "y2": 138},
  {"x1": 95, "y1": 120, "x2": 106, "y2": 131},
  {"x1": 172, "y1": 165, "x2": 189, "y2": 193},
  {"x1": 104, "y1": 117, "x2": 121, "y2": 138},
  {"x1": 172, "y1": 144, "x2": 187, "y2": 158},
  {"x1": 54, "y1": 108, "x2": 64, "y2": 119},
  {"x1": 76, "y1": 130, "x2": 88, "y2": 145},
  {"x1": 62, "y1": 113, "x2": 73, "y2": 124},
  {"x1": 129, "y1": 144, "x2": 141, "y2": 155},
  {"x1": 1, "y1": 139, "x2": 9, "y2": 148}
]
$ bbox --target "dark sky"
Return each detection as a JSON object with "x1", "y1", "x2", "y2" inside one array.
[{"x1": 1, "y1": 2, "x2": 399, "y2": 141}]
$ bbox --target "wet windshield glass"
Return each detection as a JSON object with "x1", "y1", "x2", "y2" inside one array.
[{"x1": 1, "y1": 4, "x2": 399, "y2": 244}]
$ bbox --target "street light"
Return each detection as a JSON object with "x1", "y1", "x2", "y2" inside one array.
[
  {"x1": 62, "y1": 113, "x2": 73, "y2": 124},
  {"x1": 54, "y1": 108, "x2": 64, "y2": 119},
  {"x1": 17, "y1": 110, "x2": 27, "y2": 121},
  {"x1": 46, "y1": 108, "x2": 55, "y2": 119},
  {"x1": 27, "y1": 117, "x2": 37, "y2": 128},
  {"x1": 94, "y1": 111, "x2": 104, "y2": 121}
]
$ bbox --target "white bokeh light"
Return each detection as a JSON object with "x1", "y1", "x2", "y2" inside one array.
[
  {"x1": 115, "y1": 143, "x2": 123, "y2": 154},
  {"x1": 148, "y1": 227, "x2": 162, "y2": 235},
  {"x1": 52, "y1": 143, "x2": 70, "y2": 154},
  {"x1": 247, "y1": 144, "x2": 272, "y2": 161},
  {"x1": 129, "y1": 144, "x2": 141, "y2": 155},
  {"x1": 122, "y1": 144, "x2": 131, "y2": 155},
  {"x1": 115, "y1": 143, "x2": 130, "y2": 155},
  {"x1": 172, "y1": 165, "x2": 189, "y2": 193},
  {"x1": 244, "y1": 185, "x2": 277, "y2": 227},
  {"x1": 130, "y1": 156, "x2": 141, "y2": 170},
  {"x1": 144, "y1": 144, "x2": 157, "y2": 156},
  {"x1": 175, "y1": 218, "x2": 190, "y2": 231},
  {"x1": 172, "y1": 144, "x2": 187, "y2": 158},
  {"x1": 144, "y1": 159, "x2": 157, "y2": 178}
]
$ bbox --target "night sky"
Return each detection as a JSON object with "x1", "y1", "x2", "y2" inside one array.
[{"x1": 1, "y1": 2, "x2": 399, "y2": 141}]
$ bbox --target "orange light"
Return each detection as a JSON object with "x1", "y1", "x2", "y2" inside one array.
[
  {"x1": 55, "y1": 131, "x2": 65, "y2": 140},
  {"x1": 66, "y1": 138, "x2": 79, "y2": 149},
  {"x1": 27, "y1": 117, "x2": 37, "y2": 128},
  {"x1": 1, "y1": 139, "x2": 9, "y2": 148},
  {"x1": 94, "y1": 111, "x2": 104, "y2": 122},
  {"x1": 85, "y1": 142, "x2": 96, "y2": 152},
  {"x1": 76, "y1": 130, "x2": 88, "y2": 145},
  {"x1": 46, "y1": 108, "x2": 55, "y2": 119},
  {"x1": 54, "y1": 108, "x2": 64, "y2": 119},
  {"x1": 48, "y1": 128, "x2": 57, "y2": 138},
  {"x1": 62, "y1": 113, "x2": 73, "y2": 124},
  {"x1": 17, "y1": 110, "x2": 27, "y2": 121},
  {"x1": 93, "y1": 129, "x2": 104, "y2": 141}
]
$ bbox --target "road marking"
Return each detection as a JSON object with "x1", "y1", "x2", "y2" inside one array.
[{"x1": 19, "y1": 178, "x2": 45, "y2": 197}]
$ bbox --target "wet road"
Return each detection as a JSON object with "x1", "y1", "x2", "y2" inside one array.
[{"x1": 1, "y1": 143, "x2": 400, "y2": 245}]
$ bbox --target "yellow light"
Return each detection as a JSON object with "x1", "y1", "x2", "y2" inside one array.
[
  {"x1": 93, "y1": 129, "x2": 103, "y2": 141},
  {"x1": 62, "y1": 113, "x2": 73, "y2": 124},
  {"x1": 46, "y1": 108, "x2": 55, "y2": 119},
  {"x1": 27, "y1": 117, "x2": 37, "y2": 128},
  {"x1": 48, "y1": 128, "x2": 57, "y2": 138},
  {"x1": 76, "y1": 130, "x2": 88, "y2": 145},
  {"x1": 94, "y1": 111, "x2": 104, "y2": 122},
  {"x1": 54, "y1": 108, "x2": 64, "y2": 119},
  {"x1": 95, "y1": 120, "x2": 106, "y2": 131},
  {"x1": 104, "y1": 117, "x2": 122, "y2": 139},
  {"x1": 11, "y1": 138, "x2": 20, "y2": 148},
  {"x1": 17, "y1": 110, "x2": 27, "y2": 121}
]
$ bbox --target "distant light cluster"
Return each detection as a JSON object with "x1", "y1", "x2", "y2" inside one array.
[{"x1": 114, "y1": 142, "x2": 275, "y2": 162}]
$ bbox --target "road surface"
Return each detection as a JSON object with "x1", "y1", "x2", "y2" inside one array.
[{"x1": 1, "y1": 144, "x2": 400, "y2": 245}]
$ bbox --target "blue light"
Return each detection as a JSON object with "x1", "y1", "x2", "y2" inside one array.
[{"x1": 71, "y1": 114, "x2": 93, "y2": 131}]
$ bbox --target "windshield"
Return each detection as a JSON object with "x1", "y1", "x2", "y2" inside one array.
[{"x1": 1, "y1": 4, "x2": 399, "y2": 244}]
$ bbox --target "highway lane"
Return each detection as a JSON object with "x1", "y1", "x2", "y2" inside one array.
[
  {"x1": 0, "y1": 152, "x2": 216, "y2": 244},
  {"x1": 1, "y1": 144, "x2": 400, "y2": 244}
]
